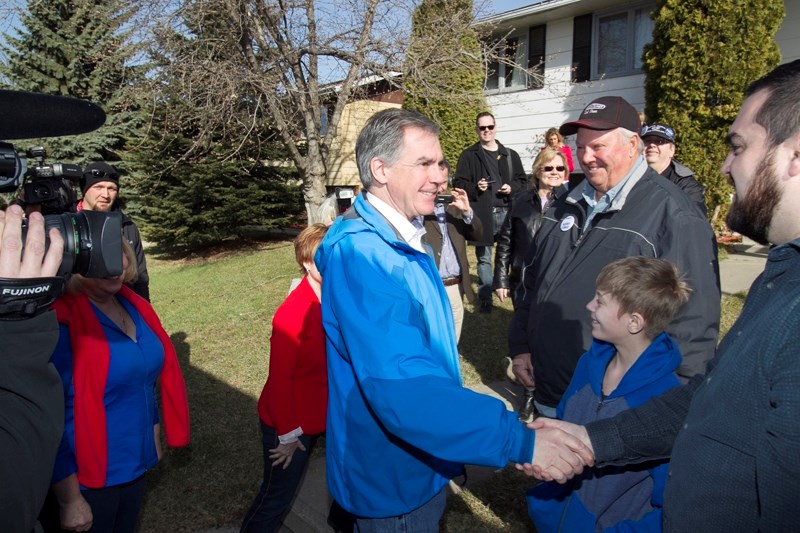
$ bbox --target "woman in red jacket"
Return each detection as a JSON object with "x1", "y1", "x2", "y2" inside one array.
[{"x1": 241, "y1": 223, "x2": 329, "y2": 533}]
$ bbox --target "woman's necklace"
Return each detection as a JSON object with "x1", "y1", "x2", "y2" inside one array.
[
  {"x1": 112, "y1": 297, "x2": 128, "y2": 333},
  {"x1": 92, "y1": 295, "x2": 133, "y2": 338}
]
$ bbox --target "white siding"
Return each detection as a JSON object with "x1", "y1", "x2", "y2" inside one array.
[
  {"x1": 776, "y1": 0, "x2": 800, "y2": 63},
  {"x1": 487, "y1": 0, "x2": 800, "y2": 171}
]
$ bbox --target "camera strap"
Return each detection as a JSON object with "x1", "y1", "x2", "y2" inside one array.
[{"x1": 0, "y1": 277, "x2": 65, "y2": 320}]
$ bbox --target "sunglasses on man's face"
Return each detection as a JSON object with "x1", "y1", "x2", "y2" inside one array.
[
  {"x1": 542, "y1": 165, "x2": 566, "y2": 172},
  {"x1": 478, "y1": 125, "x2": 495, "y2": 131},
  {"x1": 643, "y1": 137, "x2": 671, "y2": 146}
]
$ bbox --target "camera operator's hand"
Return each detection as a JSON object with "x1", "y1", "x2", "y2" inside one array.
[
  {"x1": 0, "y1": 205, "x2": 63, "y2": 278},
  {"x1": 0, "y1": 205, "x2": 66, "y2": 319}
]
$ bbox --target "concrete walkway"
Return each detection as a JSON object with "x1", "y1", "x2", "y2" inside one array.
[
  {"x1": 719, "y1": 237, "x2": 769, "y2": 295},
  {"x1": 202, "y1": 240, "x2": 769, "y2": 533}
]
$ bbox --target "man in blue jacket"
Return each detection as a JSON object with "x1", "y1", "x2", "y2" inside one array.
[{"x1": 315, "y1": 108, "x2": 592, "y2": 530}]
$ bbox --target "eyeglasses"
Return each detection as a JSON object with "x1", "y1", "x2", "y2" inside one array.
[
  {"x1": 542, "y1": 166, "x2": 566, "y2": 172},
  {"x1": 478, "y1": 125, "x2": 495, "y2": 131}
]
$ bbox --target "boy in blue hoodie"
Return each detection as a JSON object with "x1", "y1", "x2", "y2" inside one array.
[{"x1": 528, "y1": 256, "x2": 691, "y2": 532}]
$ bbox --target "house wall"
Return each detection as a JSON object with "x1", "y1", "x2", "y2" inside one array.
[
  {"x1": 776, "y1": 0, "x2": 800, "y2": 63},
  {"x1": 487, "y1": 0, "x2": 800, "y2": 172},
  {"x1": 325, "y1": 98, "x2": 401, "y2": 187}
]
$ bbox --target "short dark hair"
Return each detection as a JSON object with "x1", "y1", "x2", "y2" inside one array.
[
  {"x1": 475, "y1": 112, "x2": 495, "y2": 126},
  {"x1": 595, "y1": 257, "x2": 691, "y2": 339},
  {"x1": 745, "y1": 59, "x2": 800, "y2": 148}
]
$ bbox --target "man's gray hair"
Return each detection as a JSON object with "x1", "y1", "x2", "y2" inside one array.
[
  {"x1": 617, "y1": 127, "x2": 644, "y2": 154},
  {"x1": 356, "y1": 108, "x2": 440, "y2": 190}
]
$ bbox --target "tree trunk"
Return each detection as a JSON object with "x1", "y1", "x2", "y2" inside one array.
[{"x1": 303, "y1": 166, "x2": 330, "y2": 225}]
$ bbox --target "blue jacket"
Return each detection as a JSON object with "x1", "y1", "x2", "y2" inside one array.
[
  {"x1": 315, "y1": 194, "x2": 535, "y2": 517},
  {"x1": 528, "y1": 333, "x2": 681, "y2": 532}
]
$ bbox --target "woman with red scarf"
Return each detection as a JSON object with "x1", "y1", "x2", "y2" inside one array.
[{"x1": 44, "y1": 242, "x2": 189, "y2": 532}]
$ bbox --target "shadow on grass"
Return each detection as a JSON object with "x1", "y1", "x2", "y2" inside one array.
[{"x1": 138, "y1": 331, "x2": 263, "y2": 532}]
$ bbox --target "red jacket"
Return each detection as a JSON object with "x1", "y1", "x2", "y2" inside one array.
[{"x1": 257, "y1": 277, "x2": 327, "y2": 436}]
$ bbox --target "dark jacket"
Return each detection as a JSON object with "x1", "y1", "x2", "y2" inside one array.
[
  {"x1": 423, "y1": 205, "x2": 483, "y2": 303},
  {"x1": 508, "y1": 159, "x2": 720, "y2": 407},
  {"x1": 493, "y1": 186, "x2": 566, "y2": 293},
  {"x1": 453, "y1": 141, "x2": 527, "y2": 246},
  {"x1": 0, "y1": 312, "x2": 64, "y2": 532},
  {"x1": 121, "y1": 213, "x2": 150, "y2": 301},
  {"x1": 586, "y1": 240, "x2": 800, "y2": 532},
  {"x1": 660, "y1": 161, "x2": 706, "y2": 216}
]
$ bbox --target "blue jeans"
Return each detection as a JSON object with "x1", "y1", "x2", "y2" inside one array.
[
  {"x1": 534, "y1": 400, "x2": 557, "y2": 419},
  {"x1": 240, "y1": 420, "x2": 314, "y2": 533},
  {"x1": 475, "y1": 208, "x2": 508, "y2": 303},
  {"x1": 353, "y1": 489, "x2": 446, "y2": 533}
]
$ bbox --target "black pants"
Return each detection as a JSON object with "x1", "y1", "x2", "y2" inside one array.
[{"x1": 39, "y1": 475, "x2": 146, "y2": 533}]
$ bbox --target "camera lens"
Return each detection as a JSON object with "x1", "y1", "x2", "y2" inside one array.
[{"x1": 21, "y1": 210, "x2": 123, "y2": 278}]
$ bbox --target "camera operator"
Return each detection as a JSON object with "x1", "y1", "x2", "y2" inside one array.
[
  {"x1": 79, "y1": 162, "x2": 150, "y2": 300},
  {"x1": 0, "y1": 205, "x2": 66, "y2": 532}
]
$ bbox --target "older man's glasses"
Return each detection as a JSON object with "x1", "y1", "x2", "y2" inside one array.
[
  {"x1": 542, "y1": 165, "x2": 566, "y2": 172},
  {"x1": 478, "y1": 125, "x2": 495, "y2": 131}
]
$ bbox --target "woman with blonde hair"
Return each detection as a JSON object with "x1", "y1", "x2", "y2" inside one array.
[{"x1": 542, "y1": 126, "x2": 574, "y2": 174}]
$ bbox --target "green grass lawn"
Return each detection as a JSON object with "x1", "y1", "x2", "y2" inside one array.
[{"x1": 138, "y1": 241, "x2": 746, "y2": 531}]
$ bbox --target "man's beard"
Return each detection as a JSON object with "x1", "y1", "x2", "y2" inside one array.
[{"x1": 726, "y1": 151, "x2": 781, "y2": 245}]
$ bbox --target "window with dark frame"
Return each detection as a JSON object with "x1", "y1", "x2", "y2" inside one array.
[{"x1": 571, "y1": 4, "x2": 654, "y2": 82}]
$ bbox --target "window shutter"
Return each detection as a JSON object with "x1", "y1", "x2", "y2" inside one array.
[
  {"x1": 528, "y1": 24, "x2": 546, "y2": 89},
  {"x1": 572, "y1": 14, "x2": 592, "y2": 82}
]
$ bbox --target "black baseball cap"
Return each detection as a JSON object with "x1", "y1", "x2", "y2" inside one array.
[
  {"x1": 641, "y1": 123, "x2": 676, "y2": 144},
  {"x1": 560, "y1": 96, "x2": 641, "y2": 136}
]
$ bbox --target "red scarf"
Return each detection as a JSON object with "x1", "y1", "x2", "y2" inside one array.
[{"x1": 53, "y1": 285, "x2": 190, "y2": 488}]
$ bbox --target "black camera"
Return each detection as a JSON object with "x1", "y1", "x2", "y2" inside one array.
[
  {"x1": 1, "y1": 143, "x2": 122, "y2": 278},
  {"x1": 23, "y1": 147, "x2": 83, "y2": 215},
  {"x1": 21, "y1": 210, "x2": 123, "y2": 279},
  {"x1": 0, "y1": 144, "x2": 81, "y2": 213},
  {"x1": 436, "y1": 194, "x2": 454, "y2": 204}
]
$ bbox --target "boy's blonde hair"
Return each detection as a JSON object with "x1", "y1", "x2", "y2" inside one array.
[{"x1": 595, "y1": 257, "x2": 691, "y2": 339}]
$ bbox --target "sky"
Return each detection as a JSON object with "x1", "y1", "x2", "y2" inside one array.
[{"x1": 485, "y1": 0, "x2": 542, "y2": 15}]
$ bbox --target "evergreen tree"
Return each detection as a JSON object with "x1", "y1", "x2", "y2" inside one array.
[
  {"x1": 403, "y1": 0, "x2": 486, "y2": 165},
  {"x1": 1, "y1": 0, "x2": 143, "y2": 166},
  {"x1": 642, "y1": 0, "x2": 784, "y2": 225},
  {"x1": 130, "y1": 2, "x2": 302, "y2": 252}
]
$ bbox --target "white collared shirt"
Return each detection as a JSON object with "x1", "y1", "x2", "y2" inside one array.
[{"x1": 366, "y1": 192, "x2": 427, "y2": 253}]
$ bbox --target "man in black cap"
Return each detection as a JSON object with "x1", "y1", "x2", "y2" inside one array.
[
  {"x1": 507, "y1": 96, "x2": 720, "y2": 418},
  {"x1": 641, "y1": 123, "x2": 707, "y2": 215},
  {"x1": 81, "y1": 161, "x2": 150, "y2": 300}
]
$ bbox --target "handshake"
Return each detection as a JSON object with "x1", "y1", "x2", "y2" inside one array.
[{"x1": 517, "y1": 418, "x2": 595, "y2": 483}]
